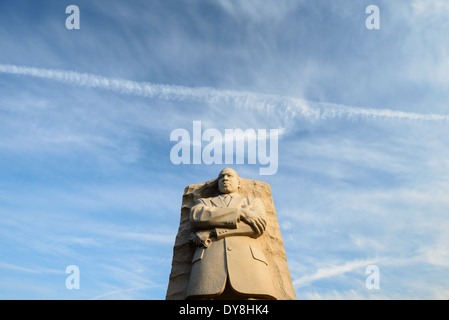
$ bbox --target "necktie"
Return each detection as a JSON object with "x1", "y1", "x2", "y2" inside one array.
[{"x1": 223, "y1": 195, "x2": 232, "y2": 206}]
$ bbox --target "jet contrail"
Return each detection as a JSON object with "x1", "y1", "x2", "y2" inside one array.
[
  {"x1": 1, "y1": 63, "x2": 448, "y2": 122},
  {"x1": 292, "y1": 258, "x2": 381, "y2": 287}
]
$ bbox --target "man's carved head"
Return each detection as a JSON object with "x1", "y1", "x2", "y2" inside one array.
[{"x1": 218, "y1": 168, "x2": 240, "y2": 194}]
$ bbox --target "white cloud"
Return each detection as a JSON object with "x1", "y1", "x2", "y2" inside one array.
[
  {"x1": 90, "y1": 285, "x2": 159, "y2": 300},
  {"x1": 216, "y1": 0, "x2": 301, "y2": 23},
  {"x1": 293, "y1": 258, "x2": 380, "y2": 287},
  {"x1": 0, "y1": 262, "x2": 63, "y2": 275},
  {"x1": 412, "y1": 0, "x2": 449, "y2": 17},
  {"x1": 387, "y1": 1, "x2": 449, "y2": 87},
  {"x1": 1, "y1": 64, "x2": 448, "y2": 129}
]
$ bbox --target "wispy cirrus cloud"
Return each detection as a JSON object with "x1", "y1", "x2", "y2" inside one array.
[
  {"x1": 0, "y1": 261, "x2": 63, "y2": 275},
  {"x1": 2, "y1": 63, "x2": 449, "y2": 125},
  {"x1": 411, "y1": 0, "x2": 449, "y2": 17},
  {"x1": 293, "y1": 258, "x2": 380, "y2": 288},
  {"x1": 90, "y1": 285, "x2": 160, "y2": 300}
]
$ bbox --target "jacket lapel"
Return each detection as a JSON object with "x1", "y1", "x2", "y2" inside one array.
[
  {"x1": 210, "y1": 194, "x2": 244, "y2": 208},
  {"x1": 210, "y1": 195, "x2": 226, "y2": 208}
]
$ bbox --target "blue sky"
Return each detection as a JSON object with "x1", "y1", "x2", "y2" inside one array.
[{"x1": 1, "y1": 0, "x2": 449, "y2": 299}]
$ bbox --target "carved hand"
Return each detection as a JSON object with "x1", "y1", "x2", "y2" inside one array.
[
  {"x1": 240, "y1": 207, "x2": 266, "y2": 235},
  {"x1": 190, "y1": 230, "x2": 213, "y2": 247}
]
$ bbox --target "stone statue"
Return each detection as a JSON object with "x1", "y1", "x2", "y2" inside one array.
[{"x1": 166, "y1": 168, "x2": 297, "y2": 300}]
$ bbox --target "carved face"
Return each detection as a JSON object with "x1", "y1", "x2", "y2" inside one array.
[{"x1": 218, "y1": 168, "x2": 240, "y2": 194}]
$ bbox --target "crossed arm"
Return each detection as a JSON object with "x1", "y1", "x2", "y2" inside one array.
[{"x1": 189, "y1": 197, "x2": 267, "y2": 246}]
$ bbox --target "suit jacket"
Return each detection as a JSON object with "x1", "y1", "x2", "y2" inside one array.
[{"x1": 185, "y1": 193, "x2": 277, "y2": 299}]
